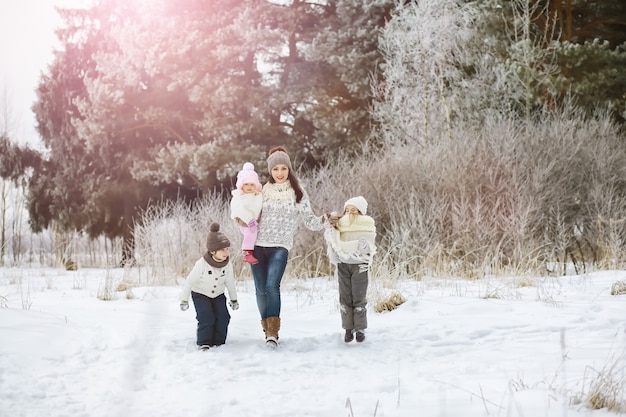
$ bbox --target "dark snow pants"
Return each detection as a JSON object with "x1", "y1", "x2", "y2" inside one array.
[
  {"x1": 337, "y1": 262, "x2": 369, "y2": 331},
  {"x1": 191, "y1": 291, "x2": 230, "y2": 346}
]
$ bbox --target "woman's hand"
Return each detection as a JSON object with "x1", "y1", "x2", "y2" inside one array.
[{"x1": 321, "y1": 212, "x2": 339, "y2": 228}]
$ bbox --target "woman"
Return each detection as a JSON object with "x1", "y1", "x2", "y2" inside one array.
[{"x1": 235, "y1": 146, "x2": 324, "y2": 348}]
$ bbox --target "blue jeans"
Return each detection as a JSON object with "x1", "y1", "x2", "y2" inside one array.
[{"x1": 250, "y1": 246, "x2": 289, "y2": 318}]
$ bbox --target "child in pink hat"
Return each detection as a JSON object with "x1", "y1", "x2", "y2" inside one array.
[{"x1": 230, "y1": 162, "x2": 263, "y2": 264}]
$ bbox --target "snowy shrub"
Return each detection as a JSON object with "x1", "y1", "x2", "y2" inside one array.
[
  {"x1": 97, "y1": 269, "x2": 117, "y2": 301},
  {"x1": 359, "y1": 105, "x2": 626, "y2": 278},
  {"x1": 17, "y1": 274, "x2": 31, "y2": 310},
  {"x1": 133, "y1": 195, "x2": 235, "y2": 284},
  {"x1": 610, "y1": 281, "x2": 626, "y2": 296},
  {"x1": 364, "y1": 0, "x2": 626, "y2": 278},
  {"x1": 130, "y1": 104, "x2": 626, "y2": 282},
  {"x1": 71, "y1": 273, "x2": 86, "y2": 290}
]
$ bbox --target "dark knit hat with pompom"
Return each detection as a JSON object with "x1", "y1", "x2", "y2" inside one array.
[{"x1": 206, "y1": 222, "x2": 231, "y2": 252}]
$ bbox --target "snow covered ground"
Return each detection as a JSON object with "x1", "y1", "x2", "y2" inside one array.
[{"x1": 1, "y1": 267, "x2": 625, "y2": 417}]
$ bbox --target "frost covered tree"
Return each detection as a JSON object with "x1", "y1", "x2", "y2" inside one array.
[
  {"x1": 371, "y1": 0, "x2": 626, "y2": 274},
  {"x1": 472, "y1": 0, "x2": 626, "y2": 121},
  {"x1": 373, "y1": 0, "x2": 477, "y2": 144},
  {"x1": 373, "y1": 0, "x2": 626, "y2": 143}
]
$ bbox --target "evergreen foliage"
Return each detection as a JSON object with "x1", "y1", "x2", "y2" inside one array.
[
  {"x1": 0, "y1": 136, "x2": 40, "y2": 182},
  {"x1": 471, "y1": 0, "x2": 626, "y2": 121},
  {"x1": 374, "y1": 0, "x2": 626, "y2": 145},
  {"x1": 28, "y1": 0, "x2": 391, "y2": 261}
]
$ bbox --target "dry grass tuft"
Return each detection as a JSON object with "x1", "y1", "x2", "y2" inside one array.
[
  {"x1": 514, "y1": 276, "x2": 536, "y2": 288},
  {"x1": 610, "y1": 281, "x2": 626, "y2": 296},
  {"x1": 64, "y1": 259, "x2": 78, "y2": 271},
  {"x1": 582, "y1": 355, "x2": 626, "y2": 412},
  {"x1": 374, "y1": 291, "x2": 407, "y2": 313}
]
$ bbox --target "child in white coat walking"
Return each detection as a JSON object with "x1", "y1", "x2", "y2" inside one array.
[
  {"x1": 230, "y1": 162, "x2": 263, "y2": 264},
  {"x1": 324, "y1": 196, "x2": 376, "y2": 343},
  {"x1": 179, "y1": 222, "x2": 239, "y2": 350}
]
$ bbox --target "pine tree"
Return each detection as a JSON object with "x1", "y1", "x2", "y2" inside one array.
[{"x1": 471, "y1": 0, "x2": 626, "y2": 121}]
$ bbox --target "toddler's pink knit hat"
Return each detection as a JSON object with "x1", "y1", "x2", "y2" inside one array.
[{"x1": 236, "y1": 162, "x2": 262, "y2": 192}]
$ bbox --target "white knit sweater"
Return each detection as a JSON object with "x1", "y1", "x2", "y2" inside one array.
[{"x1": 255, "y1": 182, "x2": 323, "y2": 251}]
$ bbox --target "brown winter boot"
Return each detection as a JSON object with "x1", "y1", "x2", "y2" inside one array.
[
  {"x1": 265, "y1": 316, "x2": 281, "y2": 347},
  {"x1": 261, "y1": 318, "x2": 268, "y2": 336}
]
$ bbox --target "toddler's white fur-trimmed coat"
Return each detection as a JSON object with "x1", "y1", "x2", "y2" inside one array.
[
  {"x1": 324, "y1": 214, "x2": 376, "y2": 265},
  {"x1": 230, "y1": 190, "x2": 263, "y2": 224}
]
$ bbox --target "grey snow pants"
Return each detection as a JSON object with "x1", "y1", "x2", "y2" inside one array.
[{"x1": 337, "y1": 262, "x2": 369, "y2": 331}]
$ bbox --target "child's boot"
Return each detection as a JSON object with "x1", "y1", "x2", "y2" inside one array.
[
  {"x1": 243, "y1": 250, "x2": 258, "y2": 264},
  {"x1": 344, "y1": 329, "x2": 354, "y2": 343},
  {"x1": 355, "y1": 330, "x2": 365, "y2": 343}
]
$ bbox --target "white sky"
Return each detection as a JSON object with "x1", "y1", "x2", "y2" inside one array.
[{"x1": 0, "y1": 0, "x2": 90, "y2": 146}]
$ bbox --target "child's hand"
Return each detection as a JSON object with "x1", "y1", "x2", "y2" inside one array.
[
  {"x1": 229, "y1": 300, "x2": 240, "y2": 310},
  {"x1": 180, "y1": 300, "x2": 189, "y2": 311}
]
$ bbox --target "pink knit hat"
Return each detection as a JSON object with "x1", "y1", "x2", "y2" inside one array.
[{"x1": 236, "y1": 162, "x2": 262, "y2": 192}]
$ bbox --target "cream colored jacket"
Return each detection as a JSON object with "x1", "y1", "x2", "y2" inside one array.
[
  {"x1": 324, "y1": 214, "x2": 376, "y2": 265},
  {"x1": 179, "y1": 257, "x2": 237, "y2": 302}
]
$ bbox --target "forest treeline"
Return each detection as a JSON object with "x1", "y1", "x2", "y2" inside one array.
[{"x1": 1, "y1": 0, "x2": 626, "y2": 277}]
